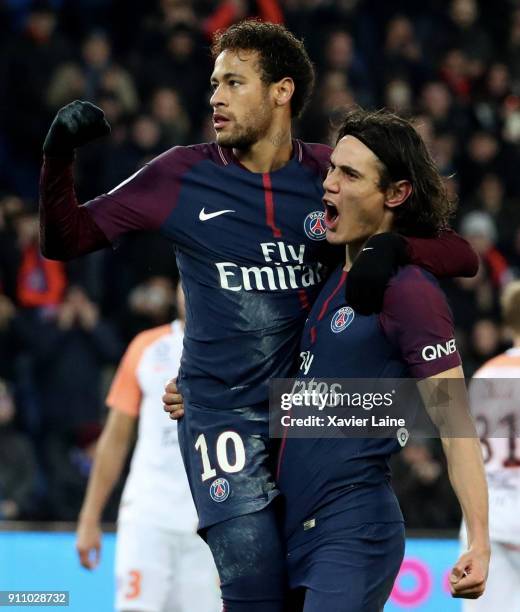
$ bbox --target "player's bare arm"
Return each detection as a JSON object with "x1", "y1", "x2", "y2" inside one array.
[
  {"x1": 419, "y1": 366, "x2": 490, "y2": 600},
  {"x1": 76, "y1": 409, "x2": 136, "y2": 569}
]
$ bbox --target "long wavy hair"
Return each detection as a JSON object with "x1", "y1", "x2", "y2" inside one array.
[{"x1": 336, "y1": 108, "x2": 457, "y2": 237}]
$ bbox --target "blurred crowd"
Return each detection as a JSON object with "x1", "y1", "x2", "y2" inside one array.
[{"x1": 0, "y1": 0, "x2": 519, "y2": 527}]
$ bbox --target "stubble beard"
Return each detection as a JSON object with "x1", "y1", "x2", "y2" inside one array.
[
  {"x1": 216, "y1": 103, "x2": 272, "y2": 150},
  {"x1": 216, "y1": 124, "x2": 261, "y2": 149}
]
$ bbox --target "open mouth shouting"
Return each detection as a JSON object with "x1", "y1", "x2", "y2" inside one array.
[{"x1": 323, "y1": 199, "x2": 339, "y2": 230}]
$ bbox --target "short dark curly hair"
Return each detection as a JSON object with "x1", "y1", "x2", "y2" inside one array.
[
  {"x1": 336, "y1": 108, "x2": 456, "y2": 237},
  {"x1": 211, "y1": 20, "x2": 315, "y2": 118}
]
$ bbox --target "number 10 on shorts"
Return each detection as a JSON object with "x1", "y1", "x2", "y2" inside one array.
[{"x1": 195, "y1": 432, "x2": 246, "y2": 481}]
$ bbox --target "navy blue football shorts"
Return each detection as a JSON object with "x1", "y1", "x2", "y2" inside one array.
[
  {"x1": 286, "y1": 516, "x2": 405, "y2": 612},
  {"x1": 177, "y1": 400, "x2": 280, "y2": 530}
]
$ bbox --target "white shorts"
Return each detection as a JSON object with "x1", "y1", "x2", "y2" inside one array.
[
  {"x1": 462, "y1": 541, "x2": 520, "y2": 612},
  {"x1": 115, "y1": 519, "x2": 220, "y2": 612}
]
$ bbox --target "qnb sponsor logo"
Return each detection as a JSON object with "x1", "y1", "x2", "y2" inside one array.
[
  {"x1": 421, "y1": 339, "x2": 457, "y2": 361},
  {"x1": 216, "y1": 241, "x2": 325, "y2": 291}
]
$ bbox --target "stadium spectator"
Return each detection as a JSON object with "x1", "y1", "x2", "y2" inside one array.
[
  {"x1": 15, "y1": 209, "x2": 67, "y2": 311},
  {"x1": 459, "y1": 130, "x2": 519, "y2": 198},
  {"x1": 150, "y1": 86, "x2": 191, "y2": 147},
  {"x1": 447, "y1": 0, "x2": 492, "y2": 73},
  {"x1": 28, "y1": 286, "x2": 122, "y2": 432},
  {"x1": 119, "y1": 276, "x2": 177, "y2": 342},
  {"x1": 139, "y1": 23, "x2": 211, "y2": 124},
  {"x1": 419, "y1": 80, "x2": 470, "y2": 142},
  {"x1": 508, "y1": 8, "x2": 520, "y2": 81},
  {"x1": 300, "y1": 70, "x2": 356, "y2": 143},
  {"x1": 381, "y1": 15, "x2": 429, "y2": 93},
  {"x1": 430, "y1": 131, "x2": 457, "y2": 176},
  {"x1": 97, "y1": 114, "x2": 164, "y2": 191},
  {"x1": 466, "y1": 174, "x2": 519, "y2": 250},
  {"x1": 464, "y1": 318, "x2": 503, "y2": 375},
  {"x1": 0, "y1": 195, "x2": 25, "y2": 301},
  {"x1": 391, "y1": 441, "x2": 461, "y2": 529},
  {"x1": 384, "y1": 78, "x2": 413, "y2": 116},
  {"x1": 44, "y1": 421, "x2": 120, "y2": 522},
  {"x1": 129, "y1": 0, "x2": 198, "y2": 72},
  {"x1": 0, "y1": 294, "x2": 34, "y2": 385},
  {"x1": 320, "y1": 29, "x2": 374, "y2": 107},
  {"x1": 47, "y1": 29, "x2": 139, "y2": 115},
  {"x1": 460, "y1": 211, "x2": 512, "y2": 288},
  {"x1": 0, "y1": 380, "x2": 38, "y2": 520},
  {"x1": 1, "y1": 1, "x2": 72, "y2": 193},
  {"x1": 202, "y1": 0, "x2": 283, "y2": 39}
]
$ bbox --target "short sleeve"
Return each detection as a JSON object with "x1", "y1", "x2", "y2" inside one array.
[{"x1": 379, "y1": 266, "x2": 461, "y2": 378}]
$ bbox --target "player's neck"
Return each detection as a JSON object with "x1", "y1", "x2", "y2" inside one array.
[
  {"x1": 233, "y1": 127, "x2": 293, "y2": 173},
  {"x1": 513, "y1": 335, "x2": 520, "y2": 348},
  {"x1": 343, "y1": 243, "x2": 361, "y2": 271}
]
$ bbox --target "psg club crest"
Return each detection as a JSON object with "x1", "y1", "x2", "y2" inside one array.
[
  {"x1": 304, "y1": 211, "x2": 327, "y2": 241},
  {"x1": 331, "y1": 306, "x2": 355, "y2": 333},
  {"x1": 209, "y1": 477, "x2": 230, "y2": 503}
]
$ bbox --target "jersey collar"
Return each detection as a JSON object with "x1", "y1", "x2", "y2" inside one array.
[{"x1": 217, "y1": 139, "x2": 303, "y2": 170}]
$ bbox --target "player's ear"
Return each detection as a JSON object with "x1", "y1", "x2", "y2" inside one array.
[
  {"x1": 384, "y1": 180, "x2": 412, "y2": 209},
  {"x1": 272, "y1": 77, "x2": 295, "y2": 109}
]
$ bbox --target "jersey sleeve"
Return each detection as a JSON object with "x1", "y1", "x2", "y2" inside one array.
[
  {"x1": 84, "y1": 145, "x2": 202, "y2": 243},
  {"x1": 39, "y1": 157, "x2": 112, "y2": 260},
  {"x1": 379, "y1": 266, "x2": 461, "y2": 378},
  {"x1": 405, "y1": 229, "x2": 479, "y2": 278},
  {"x1": 106, "y1": 335, "x2": 143, "y2": 416}
]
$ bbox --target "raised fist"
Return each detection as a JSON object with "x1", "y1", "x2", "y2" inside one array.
[{"x1": 43, "y1": 100, "x2": 111, "y2": 157}]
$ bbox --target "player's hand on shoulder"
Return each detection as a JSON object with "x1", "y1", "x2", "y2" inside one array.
[
  {"x1": 449, "y1": 546, "x2": 490, "y2": 599},
  {"x1": 76, "y1": 518, "x2": 102, "y2": 570},
  {"x1": 346, "y1": 232, "x2": 407, "y2": 315},
  {"x1": 43, "y1": 100, "x2": 111, "y2": 157},
  {"x1": 163, "y1": 377, "x2": 184, "y2": 420}
]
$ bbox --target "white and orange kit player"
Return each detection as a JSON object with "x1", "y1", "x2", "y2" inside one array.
[
  {"x1": 76, "y1": 284, "x2": 219, "y2": 612},
  {"x1": 462, "y1": 281, "x2": 520, "y2": 612}
]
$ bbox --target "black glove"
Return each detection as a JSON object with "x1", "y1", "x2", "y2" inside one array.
[
  {"x1": 346, "y1": 233, "x2": 408, "y2": 315},
  {"x1": 43, "y1": 100, "x2": 111, "y2": 157}
]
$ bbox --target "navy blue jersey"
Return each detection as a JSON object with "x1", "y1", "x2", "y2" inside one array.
[
  {"x1": 85, "y1": 141, "x2": 337, "y2": 408},
  {"x1": 278, "y1": 264, "x2": 461, "y2": 541}
]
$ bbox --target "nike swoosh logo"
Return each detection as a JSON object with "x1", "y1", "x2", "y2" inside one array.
[
  {"x1": 361, "y1": 247, "x2": 374, "y2": 252},
  {"x1": 199, "y1": 208, "x2": 235, "y2": 221}
]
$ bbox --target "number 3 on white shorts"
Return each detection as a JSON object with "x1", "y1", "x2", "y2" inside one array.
[{"x1": 195, "y1": 431, "x2": 246, "y2": 481}]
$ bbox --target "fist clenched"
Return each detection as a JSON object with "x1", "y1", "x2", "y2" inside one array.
[{"x1": 43, "y1": 100, "x2": 111, "y2": 157}]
